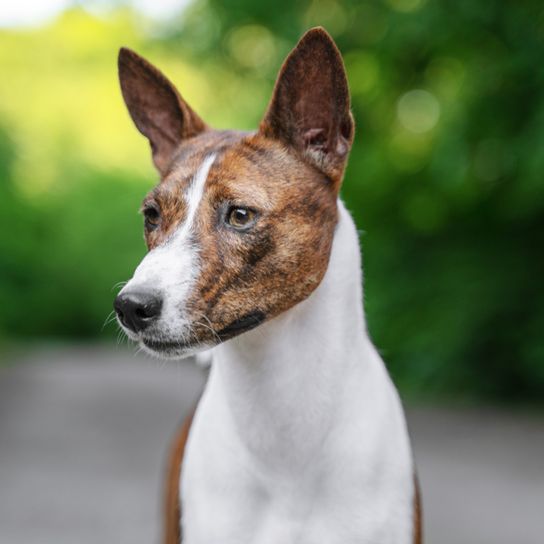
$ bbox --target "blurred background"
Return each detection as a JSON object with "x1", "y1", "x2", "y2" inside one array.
[{"x1": 0, "y1": 1, "x2": 543, "y2": 543}]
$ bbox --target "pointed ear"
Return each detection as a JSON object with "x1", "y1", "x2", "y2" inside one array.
[
  {"x1": 260, "y1": 27, "x2": 354, "y2": 186},
  {"x1": 118, "y1": 48, "x2": 207, "y2": 175}
]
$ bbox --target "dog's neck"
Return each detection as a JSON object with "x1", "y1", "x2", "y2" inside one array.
[{"x1": 211, "y1": 201, "x2": 377, "y2": 469}]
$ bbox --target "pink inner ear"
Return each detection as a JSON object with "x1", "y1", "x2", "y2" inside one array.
[
  {"x1": 303, "y1": 127, "x2": 350, "y2": 158},
  {"x1": 335, "y1": 136, "x2": 349, "y2": 158},
  {"x1": 303, "y1": 128, "x2": 328, "y2": 150}
]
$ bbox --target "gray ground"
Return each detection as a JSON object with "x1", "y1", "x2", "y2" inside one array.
[{"x1": 0, "y1": 346, "x2": 542, "y2": 544}]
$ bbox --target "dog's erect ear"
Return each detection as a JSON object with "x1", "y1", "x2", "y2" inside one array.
[
  {"x1": 118, "y1": 48, "x2": 207, "y2": 175},
  {"x1": 260, "y1": 27, "x2": 354, "y2": 187}
]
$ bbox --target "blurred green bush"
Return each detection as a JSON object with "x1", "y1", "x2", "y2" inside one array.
[{"x1": 0, "y1": 0, "x2": 543, "y2": 402}]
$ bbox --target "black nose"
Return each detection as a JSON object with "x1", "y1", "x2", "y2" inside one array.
[{"x1": 114, "y1": 291, "x2": 162, "y2": 333}]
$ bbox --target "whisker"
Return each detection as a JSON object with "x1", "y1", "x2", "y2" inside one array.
[
  {"x1": 111, "y1": 280, "x2": 128, "y2": 292},
  {"x1": 116, "y1": 328, "x2": 126, "y2": 346},
  {"x1": 194, "y1": 317, "x2": 221, "y2": 344},
  {"x1": 101, "y1": 310, "x2": 117, "y2": 331}
]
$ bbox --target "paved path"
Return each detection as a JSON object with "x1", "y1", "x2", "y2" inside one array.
[{"x1": 0, "y1": 346, "x2": 543, "y2": 543}]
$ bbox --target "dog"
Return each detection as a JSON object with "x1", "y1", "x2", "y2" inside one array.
[{"x1": 114, "y1": 27, "x2": 421, "y2": 544}]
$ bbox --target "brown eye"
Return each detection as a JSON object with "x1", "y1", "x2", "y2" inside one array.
[
  {"x1": 143, "y1": 205, "x2": 160, "y2": 231},
  {"x1": 226, "y1": 206, "x2": 256, "y2": 230}
]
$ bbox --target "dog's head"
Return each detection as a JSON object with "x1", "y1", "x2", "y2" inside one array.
[{"x1": 114, "y1": 27, "x2": 354, "y2": 358}]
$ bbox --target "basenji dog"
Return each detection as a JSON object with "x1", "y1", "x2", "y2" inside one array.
[{"x1": 114, "y1": 27, "x2": 421, "y2": 544}]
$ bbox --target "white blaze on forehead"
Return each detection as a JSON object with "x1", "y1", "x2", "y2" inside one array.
[
  {"x1": 175, "y1": 153, "x2": 216, "y2": 241},
  {"x1": 120, "y1": 154, "x2": 216, "y2": 334}
]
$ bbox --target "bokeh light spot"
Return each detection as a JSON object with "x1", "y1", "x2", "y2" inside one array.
[
  {"x1": 227, "y1": 25, "x2": 276, "y2": 71},
  {"x1": 397, "y1": 89, "x2": 441, "y2": 134}
]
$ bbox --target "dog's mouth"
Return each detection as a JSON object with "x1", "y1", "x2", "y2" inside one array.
[
  {"x1": 140, "y1": 336, "x2": 198, "y2": 358},
  {"x1": 142, "y1": 338, "x2": 190, "y2": 351},
  {"x1": 135, "y1": 311, "x2": 267, "y2": 358},
  {"x1": 215, "y1": 310, "x2": 266, "y2": 340}
]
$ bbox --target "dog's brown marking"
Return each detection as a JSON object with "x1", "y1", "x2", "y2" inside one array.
[
  {"x1": 163, "y1": 409, "x2": 195, "y2": 544},
  {"x1": 118, "y1": 29, "x2": 354, "y2": 348},
  {"x1": 413, "y1": 473, "x2": 423, "y2": 544},
  {"x1": 175, "y1": 132, "x2": 339, "y2": 342},
  {"x1": 140, "y1": 131, "x2": 251, "y2": 249}
]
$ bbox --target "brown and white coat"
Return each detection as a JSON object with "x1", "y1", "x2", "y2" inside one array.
[{"x1": 116, "y1": 27, "x2": 421, "y2": 544}]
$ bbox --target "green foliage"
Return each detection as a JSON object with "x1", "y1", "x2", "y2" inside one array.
[
  {"x1": 0, "y1": 122, "x2": 148, "y2": 338},
  {"x1": 1, "y1": 1, "x2": 543, "y2": 402}
]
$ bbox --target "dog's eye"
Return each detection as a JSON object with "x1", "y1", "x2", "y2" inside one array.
[
  {"x1": 226, "y1": 206, "x2": 256, "y2": 230},
  {"x1": 143, "y1": 205, "x2": 161, "y2": 231}
]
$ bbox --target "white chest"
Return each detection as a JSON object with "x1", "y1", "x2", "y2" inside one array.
[{"x1": 180, "y1": 353, "x2": 414, "y2": 544}]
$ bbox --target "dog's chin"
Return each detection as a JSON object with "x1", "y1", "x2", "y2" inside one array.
[
  {"x1": 138, "y1": 337, "x2": 211, "y2": 360},
  {"x1": 116, "y1": 319, "x2": 210, "y2": 360}
]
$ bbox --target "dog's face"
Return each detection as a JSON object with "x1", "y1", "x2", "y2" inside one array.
[{"x1": 114, "y1": 28, "x2": 354, "y2": 358}]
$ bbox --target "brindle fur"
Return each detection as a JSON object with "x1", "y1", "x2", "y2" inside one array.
[
  {"x1": 118, "y1": 29, "x2": 352, "y2": 348},
  {"x1": 131, "y1": 129, "x2": 340, "y2": 342}
]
